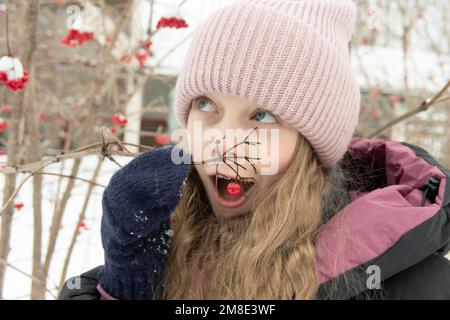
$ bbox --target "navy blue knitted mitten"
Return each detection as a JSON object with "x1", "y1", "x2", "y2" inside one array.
[{"x1": 98, "y1": 145, "x2": 190, "y2": 299}]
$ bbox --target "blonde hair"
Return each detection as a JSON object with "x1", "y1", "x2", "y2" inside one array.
[{"x1": 160, "y1": 133, "x2": 351, "y2": 299}]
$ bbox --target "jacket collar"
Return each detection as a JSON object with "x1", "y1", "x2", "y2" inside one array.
[{"x1": 315, "y1": 137, "x2": 449, "y2": 289}]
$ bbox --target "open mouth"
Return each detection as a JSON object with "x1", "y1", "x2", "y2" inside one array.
[{"x1": 209, "y1": 173, "x2": 256, "y2": 208}]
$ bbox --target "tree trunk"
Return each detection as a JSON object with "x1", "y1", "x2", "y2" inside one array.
[{"x1": 0, "y1": 0, "x2": 39, "y2": 299}]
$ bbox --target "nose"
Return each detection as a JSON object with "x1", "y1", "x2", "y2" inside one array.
[
  {"x1": 215, "y1": 135, "x2": 236, "y2": 160},
  {"x1": 214, "y1": 129, "x2": 255, "y2": 169},
  {"x1": 207, "y1": 118, "x2": 256, "y2": 172}
]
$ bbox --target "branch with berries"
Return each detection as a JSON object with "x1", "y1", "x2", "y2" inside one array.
[
  {"x1": 0, "y1": 3, "x2": 30, "y2": 92},
  {"x1": 0, "y1": 127, "x2": 157, "y2": 217}
]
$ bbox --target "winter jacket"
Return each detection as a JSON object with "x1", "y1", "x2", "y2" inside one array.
[{"x1": 59, "y1": 137, "x2": 450, "y2": 300}]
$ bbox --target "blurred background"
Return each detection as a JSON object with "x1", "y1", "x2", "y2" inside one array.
[{"x1": 0, "y1": 0, "x2": 448, "y2": 299}]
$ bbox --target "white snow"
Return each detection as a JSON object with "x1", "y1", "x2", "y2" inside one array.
[
  {"x1": 0, "y1": 56, "x2": 25, "y2": 80},
  {"x1": 1, "y1": 153, "x2": 133, "y2": 300}
]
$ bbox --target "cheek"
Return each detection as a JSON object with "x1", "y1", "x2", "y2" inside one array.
[
  {"x1": 277, "y1": 129, "x2": 298, "y2": 173},
  {"x1": 186, "y1": 109, "x2": 201, "y2": 160},
  {"x1": 255, "y1": 128, "x2": 298, "y2": 176},
  {"x1": 186, "y1": 109, "x2": 215, "y2": 165},
  {"x1": 186, "y1": 114, "x2": 194, "y2": 151}
]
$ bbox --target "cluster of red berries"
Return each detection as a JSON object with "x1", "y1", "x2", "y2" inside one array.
[
  {"x1": 112, "y1": 113, "x2": 128, "y2": 127},
  {"x1": 156, "y1": 16, "x2": 188, "y2": 29},
  {"x1": 135, "y1": 50, "x2": 151, "y2": 67},
  {"x1": 0, "y1": 118, "x2": 8, "y2": 132},
  {"x1": 61, "y1": 29, "x2": 95, "y2": 47},
  {"x1": 119, "y1": 40, "x2": 153, "y2": 67},
  {"x1": 0, "y1": 70, "x2": 29, "y2": 92}
]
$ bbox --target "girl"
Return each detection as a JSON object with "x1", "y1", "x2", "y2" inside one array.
[{"x1": 60, "y1": 0, "x2": 450, "y2": 300}]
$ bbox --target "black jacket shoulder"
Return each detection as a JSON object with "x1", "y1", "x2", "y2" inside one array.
[
  {"x1": 351, "y1": 253, "x2": 450, "y2": 300},
  {"x1": 59, "y1": 266, "x2": 102, "y2": 300},
  {"x1": 382, "y1": 252, "x2": 450, "y2": 299}
]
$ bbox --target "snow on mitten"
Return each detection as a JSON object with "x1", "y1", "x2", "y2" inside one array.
[{"x1": 98, "y1": 145, "x2": 190, "y2": 299}]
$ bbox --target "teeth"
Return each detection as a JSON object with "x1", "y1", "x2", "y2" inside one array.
[{"x1": 217, "y1": 174, "x2": 233, "y2": 181}]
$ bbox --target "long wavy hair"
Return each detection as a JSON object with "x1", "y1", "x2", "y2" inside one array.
[{"x1": 160, "y1": 132, "x2": 352, "y2": 299}]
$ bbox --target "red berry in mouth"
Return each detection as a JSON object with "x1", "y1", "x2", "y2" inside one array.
[{"x1": 226, "y1": 182, "x2": 241, "y2": 196}]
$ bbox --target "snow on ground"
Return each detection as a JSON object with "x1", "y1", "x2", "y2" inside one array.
[{"x1": 1, "y1": 153, "x2": 133, "y2": 300}]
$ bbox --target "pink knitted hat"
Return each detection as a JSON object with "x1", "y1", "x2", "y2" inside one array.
[{"x1": 174, "y1": 0, "x2": 361, "y2": 167}]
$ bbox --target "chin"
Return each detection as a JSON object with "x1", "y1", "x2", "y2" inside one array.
[{"x1": 210, "y1": 202, "x2": 251, "y2": 220}]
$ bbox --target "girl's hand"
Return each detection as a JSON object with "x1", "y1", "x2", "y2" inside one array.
[{"x1": 98, "y1": 145, "x2": 190, "y2": 300}]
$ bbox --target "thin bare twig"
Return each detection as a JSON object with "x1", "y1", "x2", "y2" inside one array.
[
  {"x1": 0, "y1": 128, "x2": 162, "y2": 218},
  {"x1": 0, "y1": 258, "x2": 57, "y2": 299},
  {"x1": 38, "y1": 172, "x2": 106, "y2": 188},
  {"x1": 5, "y1": 0, "x2": 11, "y2": 56},
  {"x1": 57, "y1": 156, "x2": 103, "y2": 296},
  {"x1": 368, "y1": 79, "x2": 450, "y2": 138}
]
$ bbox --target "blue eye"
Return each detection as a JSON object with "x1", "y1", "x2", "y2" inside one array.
[
  {"x1": 197, "y1": 98, "x2": 215, "y2": 112},
  {"x1": 253, "y1": 110, "x2": 277, "y2": 124}
]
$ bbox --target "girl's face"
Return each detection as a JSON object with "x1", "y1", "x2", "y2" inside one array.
[{"x1": 186, "y1": 92, "x2": 298, "y2": 219}]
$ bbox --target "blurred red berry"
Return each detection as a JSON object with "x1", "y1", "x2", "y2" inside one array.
[
  {"x1": 154, "y1": 134, "x2": 170, "y2": 145},
  {"x1": 156, "y1": 16, "x2": 188, "y2": 29},
  {"x1": 77, "y1": 220, "x2": 90, "y2": 234},
  {"x1": 0, "y1": 118, "x2": 8, "y2": 132},
  {"x1": 61, "y1": 29, "x2": 94, "y2": 47},
  {"x1": 135, "y1": 50, "x2": 150, "y2": 67},
  {"x1": 119, "y1": 54, "x2": 132, "y2": 64},
  {"x1": 142, "y1": 39, "x2": 152, "y2": 49},
  {"x1": 389, "y1": 95, "x2": 401, "y2": 105},
  {"x1": 112, "y1": 113, "x2": 127, "y2": 127},
  {"x1": 14, "y1": 202, "x2": 24, "y2": 210},
  {"x1": 1, "y1": 105, "x2": 10, "y2": 113}
]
